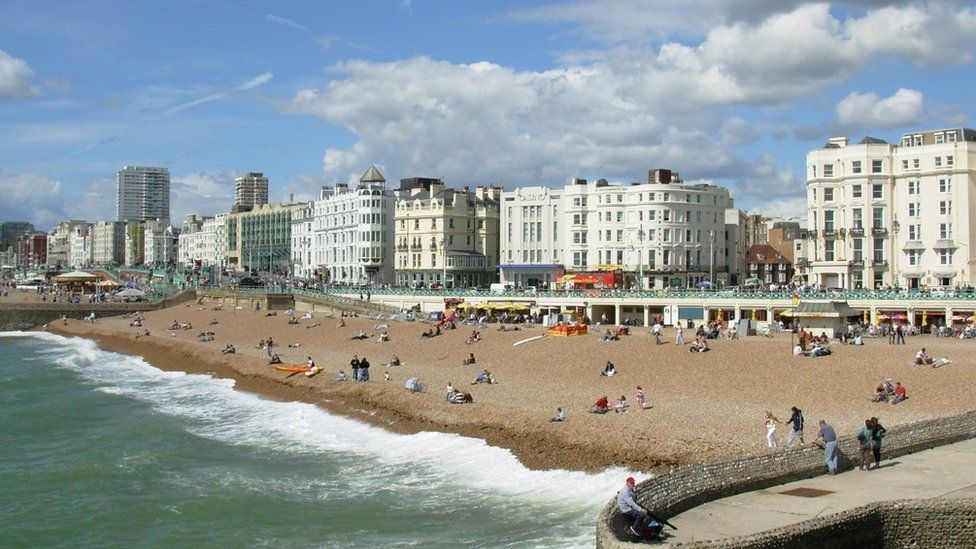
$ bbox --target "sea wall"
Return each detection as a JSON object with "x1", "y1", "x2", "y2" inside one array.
[
  {"x1": 0, "y1": 290, "x2": 196, "y2": 331},
  {"x1": 596, "y1": 410, "x2": 976, "y2": 548}
]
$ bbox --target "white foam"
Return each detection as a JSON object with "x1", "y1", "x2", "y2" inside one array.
[{"x1": 2, "y1": 331, "x2": 646, "y2": 508}]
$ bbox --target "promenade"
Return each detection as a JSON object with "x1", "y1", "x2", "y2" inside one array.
[{"x1": 664, "y1": 437, "x2": 976, "y2": 546}]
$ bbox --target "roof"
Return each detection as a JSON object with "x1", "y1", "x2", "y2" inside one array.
[
  {"x1": 792, "y1": 300, "x2": 858, "y2": 318},
  {"x1": 360, "y1": 165, "x2": 386, "y2": 183},
  {"x1": 746, "y1": 244, "x2": 789, "y2": 265},
  {"x1": 859, "y1": 136, "x2": 888, "y2": 145}
]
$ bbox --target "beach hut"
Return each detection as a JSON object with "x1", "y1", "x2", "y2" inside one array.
[{"x1": 790, "y1": 301, "x2": 859, "y2": 337}]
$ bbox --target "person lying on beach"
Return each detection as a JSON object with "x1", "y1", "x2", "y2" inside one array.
[
  {"x1": 466, "y1": 331, "x2": 482, "y2": 344},
  {"x1": 550, "y1": 407, "x2": 566, "y2": 422},
  {"x1": 592, "y1": 396, "x2": 611, "y2": 413},
  {"x1": 351, "y1": 330, "x2": 369, "y2": 340},
  {"x1": 388, "y1": 355, "x2": 401, "y2": 367},
  {"x1": 264, "y1": 311, "x2": 277, "y2": 317},
  {"x1": 449, "y1": 390, "x2": 473, "y2": 404},
  {"x1": 130, "y1": 318, "x2": 143, "y2": 327},
  {"x1": 471, "y1": 370, "x2": 495, "y2": 385},
  {"x1": 301, "y1": 311, "x2": 313, "y2": 319},
  {"x1": 421, "y1": 328, "x2": 435, "y2": 338},
  {"x1": 337, "y1": 318, "x2": 346, "y2": 328},
  {"x1": 337, "y1": 370, "x2": 348, "y2": 381},
  {"x1": 268, "y1": 354, "x2": 282, "y2": 365},
  {"x1": 497, "y1": 325, "x2": 520, "y2": 332},
  {"x1": 288, "y1": 317, "x2": 299, "y2": 325},
  {"x1": 288, "y1": 342, "x2": 301, "y2": 348},
  {"x1": 602, "y1": 361, "x2": 616, "y2": 376},
  {"x1": 463, "y1": 353, "x2": 476, "y2": 365},
  {"x1": 373, "y1": 323, "x2": 389, "y2": 330},
  {"x1": 377, "y1": 332, "x2": 390, "y2": 342},
  {"x1": 306, "y1": 322, "x2": 320, "y2": 329},
  {"x1": 601, "y1": 329, "x2": 619, "y2": 342},
  {"x1": 210, "y1": 318, "x2": 219, "y2": 325},
  {"x1": 221, "y1": 344, "x2": 236, "y2": 355}
]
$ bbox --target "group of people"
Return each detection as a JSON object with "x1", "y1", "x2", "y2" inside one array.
[
  {"x1": 591, "y1": 388, "x2": 650, "y2": 414},
  {"x1": 348, "y1": 355, "x2": 371, "y2": 381},
  {"x1": 763, "y1": 407, "x2": 807, "y2": 449},
  {"x1": 766, "y1": 407, "x2": 889, "y2": 474},
  {"x1": 444, "y1": 382, "x2": 473, "y2": 404},
  {"x1": 914, "y1": 347, "x2": 950, "y2": 368}
]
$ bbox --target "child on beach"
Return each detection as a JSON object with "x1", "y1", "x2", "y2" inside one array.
[
  {"x1": 337, "y1": 370, "x2": 347, "y2": 381},
  {"x1": 635, "y1": 387, "x2": 649, "y2": 410},
  {"x1": 614, "y1": 395, "x2": 629, "y2": 413},
  {"x1": 550, "y1": 408, "x2": 566, "y2": 422},
  {"x1": 764, "y1": 411, "x2": 779, "y2": 448}
]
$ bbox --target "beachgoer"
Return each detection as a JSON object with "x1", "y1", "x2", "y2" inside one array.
[
  {"x1": 915, "y1": 348, "x2": 934, "y2": 365},
  {"x1": 812, "y1": 419, "x2": 838, "y2": 474},
  {"x1": 463, "y1": 353, "x2": 476, "y2": 365},
  {"x1": 445, "y1": 382, "x2": 454, "y2": 401},
  {"x1": 616, "y1": 477, "x2": 650, "y2": 537},
  {"x1": 652, "y1": 322, "x2": 662, "y2": 345},
  {"x1": 764, "y1": 411, "x2": 779, "y2": 448},
  {"x1": 304, "y1": 357, "x2": 321, "y2": 378},
  {"x1": 783, "y1": 407, "x2": 805, "y2": 448},
  {"x1": 870, "y1": 417, "x2": 887, "y2": 469},
  {"x1": 857, "y1": 419, "x2": 874, "y2": 470},
  {"x1": 337, "y1": 370, "x2": 347, "y2": 381},
  {"x1": 592, "y1": 395, "x2": 610, "y2": 413},
  {"x1": 383, "y1": 371, "x2": 391, "y2": 381},
  {"x1": 614, "y1": 395, "x2": 629, "y2": 413},
  {"x1": 391, "y1": 354, "x2": 401, "y2": 366},
  {"x1": 675, "y1": 324, "x2": 684, "y2": 345},
  {"x1": 350, "y1": 355, "x2": 360, "y2": 381},
  {"x1": 358, "y1": 357, "x2": 370, "y2": 381},
  {"x1": 550, "y1": 407, "x2": 566, "y2": 422},
  {"x1": 635, "y1": 387, "x2": 649, "y2": 410},
  {"x1": 601, "y1": 361, "x2": 616, "y2": 377},
  {"x1": 891, "y1": 382, "x2": 907, "y2": 404}
]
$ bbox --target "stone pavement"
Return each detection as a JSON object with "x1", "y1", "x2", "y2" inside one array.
[{"x1": 663, "y1": 437, "x2": 976, "y2": 546}]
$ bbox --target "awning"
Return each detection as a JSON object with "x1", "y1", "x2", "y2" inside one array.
[
  {"x1": 790, "y1": 300, "x2": 858, "y2": 318},
  {"x1": 53, "y1": 270, "x2": 99, "y2": 282}
]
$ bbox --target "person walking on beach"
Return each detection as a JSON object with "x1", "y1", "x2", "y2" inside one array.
[
  {"x1": 812, "y1": 419, "x2": 838, "y2": 474},
  {"x1": 764, "y1": 411, "x2": 779, "y2": 448},
  {"x1": 652, "y1": 322, "x2": 662, "y2": 345},
  {"x1": 783, "y1": 407, "x2": 805, "y2": 448},
  {"x1": 617, "y1": 477, "x2": 649, "y2": 537},
  {"x1": 897, "y1": 323, "x2": 906, "y2": 345},
  {"x1": 350, "y1": 355, "x2": 360, "y2": 382},
  {"x1": 888, "y1": 325, "x2": 896, "y2": 344},
  {"x1": 675, "y1": 324, "x2": 684, "y2": 345},
  {"x1": 266, "y1": 336, "x2": 275, "y2": 359},
  {"x1": 869, "y1": 417, "x2": 886, "y2": 470}
]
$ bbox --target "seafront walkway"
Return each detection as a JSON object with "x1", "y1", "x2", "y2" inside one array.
[{"x1": 663, "y1": 437, "x2": 976, "y2": 546}]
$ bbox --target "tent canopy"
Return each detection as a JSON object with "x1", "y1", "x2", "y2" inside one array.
[
  {"x1": 115, "y1": 288, "x2": 145, "y2": 297},
  {"x1": 791, "y1": 300, "x2": 858, "y2": 319},
  {"x1": 95, "y1": 279, "x2": 122, "y2": 287},
  {"x1": 53, "y1": 270, "x2": 99, "y2": 282}
]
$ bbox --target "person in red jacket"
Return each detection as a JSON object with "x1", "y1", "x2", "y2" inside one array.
[{"x1": 592, "y1": 395, "x2": 610, "y2": 413}]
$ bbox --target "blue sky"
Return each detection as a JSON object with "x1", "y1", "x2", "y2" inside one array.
[{"x1": 2, "y1": 0, "x2": 975, "y2": 229}]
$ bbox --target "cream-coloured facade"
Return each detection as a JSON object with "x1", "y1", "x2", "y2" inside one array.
[
  {"x1": 178, "y1": 214, "x2": 227, "y2": 269},
  {"x1": 143, "y1": 219, "x2": 179, "y2": 267},
  {"x1": 499, "y1": 170, "x2": 746, "y2": 289},
  {"x1": 806, "y1": 129, "x2": 976, "y2": 289},
  {"x1": 394, "y1": 180, "x2": 501, "y2": 288},
  {"x1": 91, "y1": 221, "x2": 126, "y2": 266},
  {"x1": 46, "y1": 220, "x2": 88, "y2": 269}
]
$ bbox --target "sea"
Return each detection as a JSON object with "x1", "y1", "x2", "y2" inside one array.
[{"x1": 0, "y1": 332, "x2": 632, "y2": 548}]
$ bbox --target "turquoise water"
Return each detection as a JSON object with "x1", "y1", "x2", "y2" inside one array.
[{"x1": 0, "y1": 333, "x2": 631, "y2": 548}]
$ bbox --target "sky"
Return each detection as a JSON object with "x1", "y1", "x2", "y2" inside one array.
[{"x1": 2, "y1": 0, "x2": 976, "y2": 230}]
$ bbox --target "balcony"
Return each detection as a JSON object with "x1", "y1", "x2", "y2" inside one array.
[
  {"x1": 871, "y1": 227, "x2": 888, "y2": 236},
  {"x1": 410, "y1": 244, "x2": 422, "y2": 250},
  {"x1": 808, "y1": 230, "x2": 818, "y2": 238},
  {"x1": 823, "y1": 229, "x2": 837, "y2": 238},
  {"x1": 849, "y1": 227, "x2": 865, "y2": 237},
  {"x1": 850, "y1": 259, "x2": 864, "y2": 269},
  {"x1": 871, "y1": 259, "x2": 888, "y2": 269}
]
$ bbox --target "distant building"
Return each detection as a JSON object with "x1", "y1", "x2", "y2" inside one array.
[
  {"x1": 124, "y1": 221, "x2": 145, "y2": 267},
  {"x1": 17, "y1": 232, "x2": 47, "y2": 269},
  {"x1": 806, "y1": 128, "x2": 976, "y2": 289},
  {"x1": 746, "y1": 244, "x2": 792, "y2": 285},
  {"x1": 178, "y1": 214, "x2": 226, "y2": 270},
  {"x1": 68, "y1": 225, "x2": 93, "y2": 268},
  {"x1": 143, "y1": 219, "x2": 179, "y2": 267},
  {"x1": 226, "y1": 202, "x2": 307, "y2": 273},
  {"x1": 234, "y1": 172, "x2": 270, "y2": 211},
  {"x1": 46, "y1": 220, "x2": 88, "y2": 269},
  {"x1": 394, "y1": 178, "x2": 501, "y2": 288},
  {"x1": 743, "y1": 214, "x2": 768, "y2": 250},
  {"x1": 1, "y1": 221, "x2": 34, "y2": 250},
  {"x1": 117, "y1": 166, "x2": 171, "y2": 223},
  {"x1": 91, "y1": 221, "x2": 127, "y2": 266}
]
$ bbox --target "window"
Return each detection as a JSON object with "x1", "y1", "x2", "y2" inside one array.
[
  {"x1": 947, "y1": 132, "x2": 958, "y2": 143},
  {"x1": 939, "y1": 249, "x2": 953, "y2": 265},
  {"x1": 852, "y1": 160, "x2": 862, "y2": 174},
  {"x1": 908, "y1": 181, "x2": 918, "y2": 195},
  {"x1": 852, "y1": 185, "x2": 862, "y2": 198},
  {"x1": 939, "y1": 179, "x2": 951, "y2": 193},
  {"x1": 908, "y1": 203, "x2": 920, "y2": 217},
  {"x1": 907, "y1": 250, "x2": 921, "y2": 266},
  {"x1": 616, "y1": 211, "x2": 623, "y2": 222},
  {"x1": 873, "y1": 208, "x2": 885, "y2": 228},
  {"x1": 852, "y1": 208, "x2": 862, "y2": 228},
  {"x1": 913, "y1": 159, "x2": 920, "y2": 169},
  {"x1": 811, "y1": 165, "x2": 817, "y2": 177},
  {"x1": 663, "y1": 211, "x2": 670, "y2": 221},
  {"x1": 824, "y1": 239, "x2": 835, "y2": 261},
  {"x1": 873, "y1": 238, "x2": 885, "y2": 262},
  {"x1": 935, "y1": 133, "x2": 944, "y2": 144},
  {"x1": 935, "y1": 157, "x2": 942, "y2": 168},
  {"x1": 823, "y1": 164, "x2": 834, "y2": 177},
  {"x1": 940, "y1": 201, "x2": 952, "y2": 215},
  {"x1": 940, "y1": 223, "x2": 952, "y2": 239},
  {"x1": 872, "y1": 184, "x2": 883, "y2": 199},
  {"x1": 824, "y1": 210, "x2": 834, "y2": 231},
  {"x1": 908, "y1": 224, "x2": 919, "y2": 241},
  {"x1": 902, "y1": 159, "x2": 909, "y2": 170},
  {"x1": 872, "y1": 160, "x2": 883, "y2": 173},
  {"x1": 947, "y1": 155, "x2": 954, "y2": 167},
  {"x1": 824, "y1": 188, "x2": 834, "y2": 201},
  {"x1": 616, "y1": 230, "x2": 623, "y2": 242},
  {"x1": 853, "y1": 239, "x2": 863, "y2": 261}
]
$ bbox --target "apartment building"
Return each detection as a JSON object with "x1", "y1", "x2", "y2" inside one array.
[
  {"x1": 394, "y1": 179, "x2": 501, "y2": 288},
  {"x1": 806, "y1": 129, "x2": 976, "y2": 289},
  {"x1": 46, "y1": 220, "x2": 88, "y2": 269},
  {"x1": 117, "y1": 166, "x2": 171, "y2": 223},
  {"x1": 178, "y1": 214, "x2": 227, "y2": 269},
  {"x1": 499, "y1": 170, "x2": 745, "y2": 289},
  {"x1": 91, "y1": 220, "x2": 126, "y2": 266},
  {"x1": 234, "y1": 172, "x2": 270, "y2": 211},
  {"x1": 226, "y1": 202, "x2": 307, "y2": 274}
]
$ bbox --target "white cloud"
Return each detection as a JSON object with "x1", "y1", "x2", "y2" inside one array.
[
  {"x1": 835, "y1": 88, "x2": 924, "y2": 128},
  {"x1": 238, "y1": 72, "x2": 273, "y2": 90},
  {"x1": 170, "y1": 172, "x2": 236, "y2": 221},
  {"x1": 0, "y1": 168, "x2": 66, "y2": 228},
  {"x1": 163, "y1": 72, "x2": 273, "y2": 115},
  {"x1": 0, "y1": 48, "x2": 40, "y2": 99},
  {"x1": 265, "y1": 14, "x2": 305, "y2": 30}
]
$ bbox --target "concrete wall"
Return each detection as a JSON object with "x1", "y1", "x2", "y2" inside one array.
[
  {"x1": 596, "y1": 410, "x2": 976, "y2": 548},
  {"x1": 0, "y1": 290, "x2": 196, "y2": 331}
]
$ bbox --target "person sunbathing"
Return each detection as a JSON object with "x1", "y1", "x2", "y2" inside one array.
[
  {"x1": 614, "y1": 395, "x2": 629, "y2": 413},
  {"x1": 336, "y1": 370, "x2": 347, "y2": 381},
  {"x1": 872, "y1": 384, "x2": 888, "y2": 402},
  {"x1": 288, "y1": 317, "x2": 299, "y2": 324},
  {"x1": 221, "y1": 344, "x2": 236, "y2": 354},
  {"x1": 421, "y1": 328, "x2": 435, "y2": 338},
  {"x1": 351, "y1": 330, "x2": 368, "y2": 340},
  {"x1": 337, "y1": 318, "x2": 346, "y2": 328},
  {"x1": 390, "y1": 354, "x2": 401, "y2": 366}
]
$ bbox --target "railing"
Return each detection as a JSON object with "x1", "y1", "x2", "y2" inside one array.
[
  {"x1": 872, "y1": 259, "x2": 889, "y2": 268},
  {"x1": 849, "y1": 227, "x2": 865, "y2": 237},
  {"x1": 872, "y1": 227, "x2": 888, "y2": 236},
  {"x1": 851, "y1": 260, "x2": 865, "y2": 268},
  {"x1": 823, "y1": 229, "x2": 837, "y2": 237}
]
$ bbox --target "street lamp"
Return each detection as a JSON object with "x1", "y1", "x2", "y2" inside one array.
[
  {"x1": 439, "y1": 237, "x2": 448, "y2": 289},
  {"x1": 633, "y1": 226, "x2": 645, "y2": 290},
  {"x1": 709, "y1": 230, "x2": 716, "y2": 288}
]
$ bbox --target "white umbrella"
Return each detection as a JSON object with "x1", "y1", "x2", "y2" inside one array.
[{"x1": 115, "y1": 288, "x2": 145, "y2": 297}]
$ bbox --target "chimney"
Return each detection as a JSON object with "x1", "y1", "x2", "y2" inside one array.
[{"x1": 828, "y1": 137, "x2": 849, "y2": 148}]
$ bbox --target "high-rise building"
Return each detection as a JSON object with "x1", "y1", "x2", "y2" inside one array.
[
  {"x1": 805, "y1": 128, "x2": 976, "y2": 289},
  {"x1": 234, "y1": 172, "x2": 270, "y2": 211},
  {"x1": 117, "y1": 166, "x2": 171, "y2": 223},
  {"x1": 394, "y1": 178, "x2": 501, "y2": 289}
]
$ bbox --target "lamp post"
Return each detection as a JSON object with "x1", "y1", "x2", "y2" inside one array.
[
  {"x1": 891, "y1": 218, "x2": 900, "y2": 290},
  {"x1": 709, "y1": 230, "x2": 716, "y2": 288}
]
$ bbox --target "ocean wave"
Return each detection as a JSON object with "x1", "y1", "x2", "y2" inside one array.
[{"x1": 1, "y1": 332, "x2": 642, "y2": 509}]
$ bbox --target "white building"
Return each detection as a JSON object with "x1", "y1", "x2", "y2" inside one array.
[
  {"x1": 91, "y1": 221, "x2": 126, "y2": 266},
  {"x1": 499, "y1": 170, "x2": 745, "y2": 289},
  {"x1": 293, "y1": 166, "x2": 404, "y2": 283},
  {"x1": 234, "y1": 172, "x2": 269, "y2": 211},
  {"x1": 143, "y1": 219, "x2": 179, "y2": 267},
  {"x1": 46, "y1": 220, "x2": 88, "y2": 269},
  {"x1": 178, "y1": 214, "x2": 227, "y2": 269},
  {"x1": 117, "y1": 166, "x2": 171, "y2": 223},
  {"x1": 68, "y1": 225, "x2": 92, "y2": 268},
  {"x1": 394, "y1": 179, "x2": 501, "y2": 288},
  {"x1": 805, "y1": 129, "x2": 976, "y2": 289}
]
